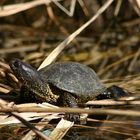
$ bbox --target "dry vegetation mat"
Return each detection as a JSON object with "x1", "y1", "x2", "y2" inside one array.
[{"x1": 0, "y1": 0, "x2": 140, "y2": 140}]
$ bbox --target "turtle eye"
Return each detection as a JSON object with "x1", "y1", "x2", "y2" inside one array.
[{"x1": 13, "y1": 60, "x2": 20, "y2": 68}]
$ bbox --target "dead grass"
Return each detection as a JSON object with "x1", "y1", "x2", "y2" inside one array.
[{"x1": 0, "y1": 0, "x2": 140, "y2": 140}]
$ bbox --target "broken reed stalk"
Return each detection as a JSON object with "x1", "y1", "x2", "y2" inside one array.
[
  {"x1": 86, "y1": 99, "x2": 140, "y2": 105},
  {"x1": 0, "y1": 99, "x2": 51, "y2": 140},
  {"x1": 11, "y1": 112, "x2": 51, "y2": 140},
  {"x1": 38, "y1": 0, "x2": 114, "y2": 69},
  {"x1": 0, "y1": 103, "x2": 140, "y2": 117}
]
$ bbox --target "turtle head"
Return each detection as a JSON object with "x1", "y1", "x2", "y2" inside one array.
[
  {"x1": 10, "y1": 58, "x2": 41, "y2": 84},
  {"x1": 10, "y1": 58, "x2": 46, "y2": 93},
  {"x1": 10, "y1": 58, "x2": 57, "y2": 102}
]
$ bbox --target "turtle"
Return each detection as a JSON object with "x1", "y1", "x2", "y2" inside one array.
[{"x1": 9, "y1": 58, "x2": 128, "y2": 122}]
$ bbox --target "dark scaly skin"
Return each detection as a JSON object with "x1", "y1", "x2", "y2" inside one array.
[
  {"x1": 10, "y1": 58, "x2": 58, "y2": 103},
  {"x1": 9, "y1": 58, "x2": 128, "y2": 122}
]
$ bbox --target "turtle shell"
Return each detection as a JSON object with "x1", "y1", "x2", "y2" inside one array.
[{"x1": 39, "y1": 62, "x2": 106, "y2": 100}]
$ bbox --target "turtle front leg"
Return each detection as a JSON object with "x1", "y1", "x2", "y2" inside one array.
[{"x1": 61, "y1": 92, "x2": 80, "y2": 123}]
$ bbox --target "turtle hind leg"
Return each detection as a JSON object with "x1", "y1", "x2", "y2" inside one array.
[
  {"x1": 97, "y1": 85, "x2": 129, "y2": 100},
  {"x1": 106, "y1": 85, "x2": 129, "y2": 99}
]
